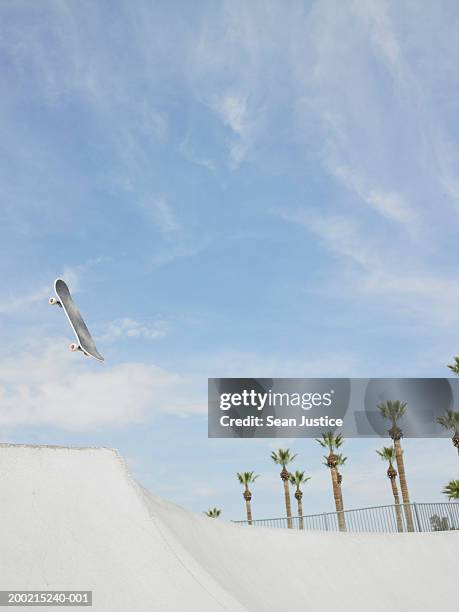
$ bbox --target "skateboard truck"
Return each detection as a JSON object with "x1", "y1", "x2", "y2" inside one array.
[
  {"x1": 48, "y1": 297, "x2": 62, "y2": 307},
  {"x1": 69, "y1": 342, "x2": 86, "y2": 355}
]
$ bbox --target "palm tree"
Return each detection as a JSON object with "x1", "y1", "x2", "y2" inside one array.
[
  {"x1": 271, "y1": 448, "x2": 297, "y2": 528},
  {"x1": 316, "y1": 432, "x2": 346, "y2": 531},
  {"x1": 447, "y1": 355, "x2": 459, "y2": 375},
  {"x1": 377, "y1": 400, "x2": 414, "y2": 532},
  {"x1": 289, "y1": 470, "x2": 311, "y2": 530},
  {"x1": 204, "y1": 507, "x2": 221, "y2": 518},
  {"x1": 442, "y1": 480, "x2": 459, "y2": 500},
  {"x1": 376, "y1": 446, "x2": 404, "y2": 532},
  {"x1": 237, "y1": 471, "x2": 259, "y2": 525},
  {"x1": 436, "y1": 410, "x2": 459, "y2": 456}
]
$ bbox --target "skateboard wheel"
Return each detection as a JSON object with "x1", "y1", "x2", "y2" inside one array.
[
  {"x1": 69, "y1": 343, "x2": 79, "y2": 352},
  {"x1": 49, "y1": 297, "x2": 57, "y2": 305}
]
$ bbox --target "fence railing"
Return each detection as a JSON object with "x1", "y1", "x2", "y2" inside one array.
[{"x1": 233, "y1": 502, "x2": 459, "y2": 533}]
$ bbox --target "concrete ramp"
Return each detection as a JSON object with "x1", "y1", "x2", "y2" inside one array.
[{"x1": 0, "y1": 445, "x2": 457, "y2": 611}]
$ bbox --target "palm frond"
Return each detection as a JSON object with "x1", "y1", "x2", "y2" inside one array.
[
  {"x1": 377, "y1": 400, "x2": 407, "y2": 426},
  {"x1": 376, "y1": 446, "x2": 396, "y2": 463},
  {"x1": 237, "y1": 471, "x2": 259, "y2": 485},
  {"x1": 204, "y1": 507, "x2": 221, "y2": 518},
  {"x1": 289, "y1": 470, "x2": 311, "y2": 487},
  {"x1": 271, "y1": 448, "x2": 297, "y2": 467},
  {"x1": 447, "y1": 356, "x2": 459, "y2": 375},
  {"x1": 315, "y1": 431, "x2": 344, "y2": 453},
  {"x1": 442, "y1": 480, "x2": 459, "y2": 500},
  {"x1": 436, "y1": 410, "x2": 459, "y2": 433}
]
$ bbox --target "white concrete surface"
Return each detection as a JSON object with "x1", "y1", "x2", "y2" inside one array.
[{"x1": 0, "y1": 444, "x2": 457, "y2": 611}]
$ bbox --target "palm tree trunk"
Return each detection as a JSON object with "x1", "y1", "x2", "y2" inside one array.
[
  {"x1": 245, "y1": 498, "x2": 253, "y2": 525},
  {"x1": 283, "y1": 477, "x2": 293, "y2": 528},
  {"x1": 297, "y1": 493, "x2": 304, "y2": 530},
  {"x1": 330, "y1": 467, "x2": 346, "y2": 532},
  {"x1": 389, "y1": 476, "x2": 403, "y2": 533},
  {"x1": 243, "y1": 486, "x2": 253, "y2": 525},
  {"x1": 393, "y1": 439, "x2": 414, "y2": 532},
  {"x1": 337, "y1": 476, "x2": 345, "y2": 518},
  {"x1": 452, "y1": 431, "x2": 459, "y2": 455}
]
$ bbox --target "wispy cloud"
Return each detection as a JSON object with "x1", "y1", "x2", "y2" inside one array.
[
  {"x1": 274, "y1": 206, "x2": 459, "y2": 326},
  {"x1": 141, "y1": 198, "x2": 180, "y2": 235},
  {"x1": 0, "y1": 285, "x2": 50, "y2": 316},
  {"x1": 216, "y1": 92, "x2": 251, "y2": 168},
  {"x1": 0, "y1": 340, "x2": 204, "y2": 431},
  {"x1": 179, "y1": 135, "x2": 216, "y2": 172},
  {"x1": 149, "y1": 238, "x2": 211, "y2": 269},
  {"x1": 188, "y1": 2, "x2": 301, "y2": 169},
  {"x1": 58, "y1": 258, "x2": 110, "y2": 293},
  {"x1": 0, "y1": 258, "x2": 107, "y2": 315},
  {"x1": 332, "y1": 165, "x2": 416, "y2": 227},
  {"x1": 291, "y1": 1, "x2": 459, "y2": 246},
  {"x1": 97, "y1": 317, "x2": 167, "y2": 342}
]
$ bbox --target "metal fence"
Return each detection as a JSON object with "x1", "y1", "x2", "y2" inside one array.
[{"x1": 233, "y1": 502, "x2": 459, "y2": 533}]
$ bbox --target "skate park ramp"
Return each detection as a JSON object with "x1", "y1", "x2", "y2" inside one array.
[{"x1": 0, "y1": 444, "x2": 457, "y2": 611}]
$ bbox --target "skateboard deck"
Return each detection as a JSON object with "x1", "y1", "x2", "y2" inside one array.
[{"x1": 50, "y1": 279, "x2": 104, "y2": 362}]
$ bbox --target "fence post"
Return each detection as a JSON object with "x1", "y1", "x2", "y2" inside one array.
[
  {"x1": 413, "y1": 502, "x2": 422, "y2": 532},
  {"x1": 323, "y1": 513, "x2": 329, "y2": 531},
  {"x1": 446, "y1": 502, "x2": 456, "y2": 530}
]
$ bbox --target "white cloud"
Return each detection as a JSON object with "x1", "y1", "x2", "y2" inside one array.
[
  {"x1": 273, "y1": 207, "x2": 372, "y2": 269},
  {"x1": 274, "y1": 206, "x2": 459, "y2": 326},
  {"x1": 98, "y1": 317, "x2": 167, "y2": 342},
  {"x1": 57, "y1": 258, "x2": 110, "y2": 293},
  {"x1": 189, "y1": 347, "x2": 363, "y2": 379},
  {"x1": 141, "y1": 198, "x2": 180, "y2": 235},
  {"x1": 219, "y1": 93, "x2": 248, "y2": 135},
  {"x1": 179, "y1": 136, "x2": 216, "y2": 172},
  {"x1": 0, "y1": 285, "x2": 50, "y2": 315},
  {"x1": 351, "y1": 0, "x2": 405, "y2": 79},
  {"x1": 0, "y1": 258, "x2": 107, "y2": 315},
  {"x1": 293, "y1": 0, "x2": 459, "y2": 251},
  {"x1": 188, "y1": 2, "x2": 299, "y2": 168},
  {"x1": 332, "y1": 164, "x2": 416, "y2": 226},
  {"x1": 138, "y1": 196, "x2": 210, "y2": 267},
  {"x1": 217, "y1": 92, "x2": 252, "y2": 168},
  {"x1": 0, "y1": 340, "x2": 204, "y2": 430},
  {"x1": 149, "y1": 238, "x2": 211, "y2": 269}
]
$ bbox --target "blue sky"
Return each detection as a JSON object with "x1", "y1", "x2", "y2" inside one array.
[{"x1": 1, "y1": 1, "x2": 458, "y2": 520}]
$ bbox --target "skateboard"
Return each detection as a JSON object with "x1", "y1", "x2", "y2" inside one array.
[{"x1": 49, "y1": 278, "x2": 104, "y2": 362}]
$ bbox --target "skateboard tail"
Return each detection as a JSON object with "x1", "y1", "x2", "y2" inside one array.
[{"x1": 80, "y1": 345, "x2": 104, "y2": 362}]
